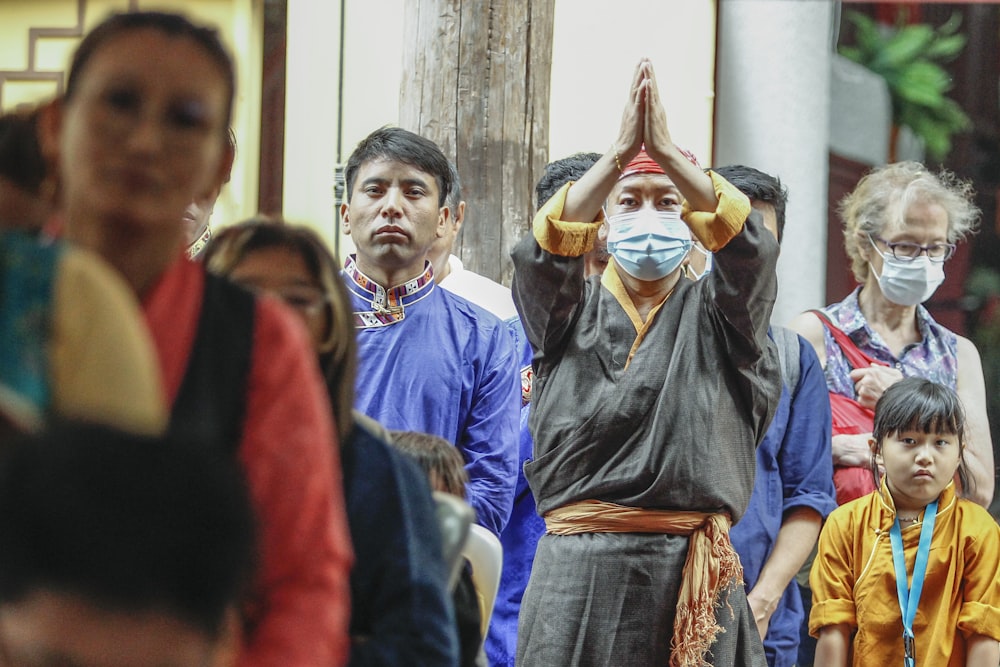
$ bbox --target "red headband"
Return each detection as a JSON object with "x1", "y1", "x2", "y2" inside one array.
[{"x1": 620, "y1": 146, "x2": 701, "y2": 180}]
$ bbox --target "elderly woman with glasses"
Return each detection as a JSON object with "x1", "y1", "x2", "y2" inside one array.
[{"x1": 790, "y1": 161, "x2": 993, "y2": 507}]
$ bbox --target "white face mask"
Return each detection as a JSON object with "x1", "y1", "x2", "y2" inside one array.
[
  {"x1": 687, "y1": 244, "x2": 713, "y2": 281},
  {"x1": 869, "y1": 238, "x2": 945, "y2": 306}
]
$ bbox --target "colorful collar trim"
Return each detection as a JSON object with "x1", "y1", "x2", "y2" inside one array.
[
  {"x1": 186, "y1": 226, "x2": 212, "y2": 260},
  {"x1": 343, "y1": 255, "x2": 436, "y2": 328}
]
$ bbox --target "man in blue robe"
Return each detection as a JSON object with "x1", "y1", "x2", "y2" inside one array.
[{"x1": 339, "y1": 126, "x2": 519, "y2": 536}]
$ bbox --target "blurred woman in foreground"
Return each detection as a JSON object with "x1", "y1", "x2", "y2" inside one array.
[{"x1": 38, "y1": 11, "x2": 353, "y2": 664}]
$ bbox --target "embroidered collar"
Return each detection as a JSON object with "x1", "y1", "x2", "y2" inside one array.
[
  {"x1": 186, "y1": 226, "x2": 212, "y2": 260},
  {"x1": 343, "y1": 255, "x2": 436, "y2": 328}
]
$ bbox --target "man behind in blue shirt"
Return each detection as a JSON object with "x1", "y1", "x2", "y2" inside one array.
[
  {"x1": 712, "y1": 165, "x2": 837, "y2": 667},
  {"x1": 339, "y1": 127, "x2": 520, "y2": 536}
]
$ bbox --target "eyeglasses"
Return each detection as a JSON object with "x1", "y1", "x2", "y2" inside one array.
[{"x1": 869, "y1": 235, "x2": 956, "y2": 263}]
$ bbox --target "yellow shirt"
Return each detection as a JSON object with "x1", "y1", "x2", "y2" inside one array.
[{"x1": 810, "y1": 481, "x2": 1000, "y2": 666}]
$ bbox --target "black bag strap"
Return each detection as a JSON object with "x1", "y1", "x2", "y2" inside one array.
[{"x1": 168, "y1": 272, "x2": 255, "y2": 453}]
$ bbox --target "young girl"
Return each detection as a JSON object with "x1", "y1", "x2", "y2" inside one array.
[{"x1": 810, "y1": 377, "x2": 1000, "y2": 667}]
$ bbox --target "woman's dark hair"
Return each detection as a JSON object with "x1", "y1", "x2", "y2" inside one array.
[
  {"x1": 204, "y1": 219, "x2": 355, "y2": 442},
  {"x1": 870, "y1": 377, "x2": 972, "y2": 496},
  {"x1": 65, "y1": 11, "x2": 236, "y2": 133}
]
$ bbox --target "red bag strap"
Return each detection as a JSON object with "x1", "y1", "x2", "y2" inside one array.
[{"x1": 809, "y1": 309, "x2": 881, "y2": 370}]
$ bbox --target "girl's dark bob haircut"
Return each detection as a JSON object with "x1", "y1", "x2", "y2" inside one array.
[{"x1": 870, "y1": 376, "x2": 972, "y2": 497}]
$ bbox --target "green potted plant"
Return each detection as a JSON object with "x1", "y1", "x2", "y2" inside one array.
[{"x1": 839, "y1": 9, "x2": 971, "y2": 162}]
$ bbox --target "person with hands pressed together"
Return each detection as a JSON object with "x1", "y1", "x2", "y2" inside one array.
[{"x1": 511, "y1": 59, "x2": 781, "y2": 667}]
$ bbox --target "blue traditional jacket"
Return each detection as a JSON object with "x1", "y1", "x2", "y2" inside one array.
[{"x1": 344, "y1": 256, "x2": 520, "y2": 536}]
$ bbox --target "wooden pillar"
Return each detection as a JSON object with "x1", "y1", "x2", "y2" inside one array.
[
  {"x1": 258, "y1": 0, "x2": 287, "y2": 216},
  {"x1": 399, "y1": 0, "x2": 554, "y2": 285}
]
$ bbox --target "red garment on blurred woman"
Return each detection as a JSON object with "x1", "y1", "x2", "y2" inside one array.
[{"x1": 143, "y1": 255, "x2": 354, "y2": 667}]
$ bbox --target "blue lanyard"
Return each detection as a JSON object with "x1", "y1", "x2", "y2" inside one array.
[{"x1": 889, "y1": 499, "x2": 937, "y2": 667}]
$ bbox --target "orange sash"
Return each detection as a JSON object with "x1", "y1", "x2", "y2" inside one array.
[{"x1": 545, "y1": 500, "x2": 742, "y2": 667}]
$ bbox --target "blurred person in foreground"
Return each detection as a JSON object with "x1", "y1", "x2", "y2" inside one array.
[
  {"x1": 0, "y1": 110, "x2": 165, "y2": 438},
  {"x1": 37, "y1": 11, "x2": 353, "y2": 665},
  {"x1": 0, "y1": 421, "x2": 256, "y2": 667},
  {"x1": 206, "y1": 218, "x2": 459, "y2": 667}
]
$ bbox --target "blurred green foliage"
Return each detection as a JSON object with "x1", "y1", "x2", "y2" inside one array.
[{"x1": 840, "y1": 9, "x2": 971, "y2": 161}]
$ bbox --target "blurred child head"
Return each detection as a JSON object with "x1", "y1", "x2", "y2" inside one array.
[
  {"x1": 389, "y1": 430, "x2": 468, "y2": 498},
  {"x1": 0, "y1": 421, "x2": 256, "y2": 667},
  {"x1": 870, "y1": 377, "x2": 970, "y2": 509}
]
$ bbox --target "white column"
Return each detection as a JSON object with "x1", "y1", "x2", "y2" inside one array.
[
  {"x1": 715, "y1": 0, "x2": 835, "y2": 325},
  {"x1": 283, "y1": 0, "x2": 342, "y2": 246}
]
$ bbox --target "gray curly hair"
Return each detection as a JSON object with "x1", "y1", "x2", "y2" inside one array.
[{"x1": 840, "y1": 161, "x2": 980, "y2": 283}]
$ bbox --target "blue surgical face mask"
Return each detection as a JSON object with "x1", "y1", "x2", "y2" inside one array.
[{"x1": 605, "y1": 208, "x2": 692, "y2": 281}]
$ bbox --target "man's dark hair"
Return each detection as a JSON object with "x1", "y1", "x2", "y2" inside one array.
[
  {"x1": 535, "y1": 152, "x2": 602, "y2": 210},
  {"x1": 0, "y1": 422, "x2": 257, "y2": 637},
  {"x1": 65, "y1": 11, "x2": 236, "y2": 133},
  {"x1": 344, "y1": 127, "x2": 452, "y2": 207},
  {"x1": 0, "y1": 111, "x2": 46, "y2": 194},
  {"x1": 714, "y1": 164, "x2": 788, "y2": 241},
  {"x1": 445, "y1": 160, "x2": 462, "y2": 212}
]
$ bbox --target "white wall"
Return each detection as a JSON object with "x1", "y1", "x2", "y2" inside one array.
[
  {"x1": 548, "y1": 0, "x2": 717, "y2": 165},
  {"x1": 715, "y1": 0, "x2": 835, "y2": 325},
  {"x1": 283, "y1": 0, "x2": 718, "y2": 257}
]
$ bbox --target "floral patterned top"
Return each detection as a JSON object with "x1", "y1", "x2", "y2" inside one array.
[{"x1": 821, "y1": 287, "x2": 958, "y2": 400}]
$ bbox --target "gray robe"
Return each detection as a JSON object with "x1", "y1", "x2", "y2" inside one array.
[{"x1": 511, "y1": 208, "x2": 782, "y2": 666}]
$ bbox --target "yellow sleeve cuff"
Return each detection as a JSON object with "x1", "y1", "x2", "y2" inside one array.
[
  {"x1": 532, "y1": 181, "x2": 603, "y2": 257},
  {"x1": 681, "y1": 170, "x2": 752, "y2": 252}
]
